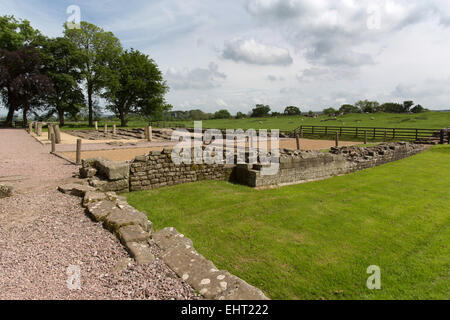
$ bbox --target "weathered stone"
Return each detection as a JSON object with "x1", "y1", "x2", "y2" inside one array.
[
  {"x1": 216, "y1": 275, "x2": 269, "y2": 300},
  {"x1": 104, "y1": 208, "x2": 151, "y2": 233},
  {"x1": 152, "y1": 227, "x2": 193, "y2": 250},
  {"x1": 96, "y1": 159, "x2": 130, "y2": 181},
  {"x1": 86, "y1": 200, "x2": 118, "y2": 222},
  {"x1": 126, "y1": 241, "x2": 155, "y2": 265},
  {"x1": 118, "y1": 224, "x2": 151, "y2": 244},
  {"x1": 58, "y1": 183, "x2": 95, "y2": 197},
  {"x1": 0, "y1": 184, "x2": 13, "y2": 198},
  {"x1": 79, "y1": 167, "x2": 97, "y2": 178},
  {"x1": 82, "y1": 191, "x2": 107, "y2": 206}
]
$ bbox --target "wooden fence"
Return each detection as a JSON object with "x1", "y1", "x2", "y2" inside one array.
[
  {"x1": 296, "y1": 125, "x2": 442, "y2": 142},
  {"x1": 148, "y1": 121, "x2": 186, "y2": 128}
]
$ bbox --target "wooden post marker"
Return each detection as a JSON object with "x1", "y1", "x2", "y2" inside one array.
[
  {"x1": 147, "y1": 126, "x2": 152, "y2": 142},
  {"x1": 51, "y1": 133, "x2": 56, "y2": 153},
  {"x1": 28, "y1": 122, "x2": 32, "y2": 134},
  {"x1": 76, "y1": 139, "x2": 82, "y2": 165},
  {"x1": 384, "y1": 130, "x2": 387, "y2": 142},
  {"x1": 296, "y1": 131, "x2": 300, "y2": 150},
  {"x1": 94, "y1": 121, "x2": 98, "y2": 131},
  {"x1": 112, "y1": 124, "x2": 116, "y2": 135},
  {"x1": 364, "y1": 130, "x2": 368, "y2": 144},
  {"x1": 104, "y1": 124, "x2": 108, "y2": 134},
  {"x1": 54, "y1": 124, "x2": 61, "y2": 144},
  {"x1": 335, "y1": 132, "x2": 339, "y2": 148}
]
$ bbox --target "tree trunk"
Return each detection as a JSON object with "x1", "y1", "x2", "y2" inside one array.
[
  {"x1": 22, "y1": 108, "x2": 28, "y2": 127},
  {"x1": 5, "y1": 107, "x2": 15, "y2": 127},
  {"x1": 120, "y1": 111, "x2": 127, "y2": 127},
  {"x1": 58, "y1": 107, "x2": 65, "y2": 127},
  {"x1": 88, "y1": 85, "x2": 93, "y2": 127}
]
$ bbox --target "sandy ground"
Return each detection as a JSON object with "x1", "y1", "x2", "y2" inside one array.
[
  {"x1": 0, "y1": 129, "x2": 196, "y2": 300},
  {"x1": 32, "y1": 131, "x2": 142, "y2": 145},
  {"x1": 61, "y1": 138, "x2": 360, "y2": 162}
]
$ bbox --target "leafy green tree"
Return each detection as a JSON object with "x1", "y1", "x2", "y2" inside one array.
[
  {"x1": 355, "y1": 100, "x2": 380, "y2": 113},
  {"x1": 235, "y1": 112, "x2": 246, "y2": 119},
  {"x1": 213, "y1": 109, "x2": 232, "y2": 119},
  {"x1": 381, "y1": 102, "x2": 404, "y2": 113},
  {"x1": 284, "y1": 106, "x2": 301, "y2": 115},
  {"x1": 339, "y1": 104, "x2": 360, "y2": 114},
  {"x1": 0, "y1": 46, "x2": 53, "y2": 125},
  {"x1": 103, "y1": 49, "x2": 169, "y2": 126},
  {"x1": 323, "y1": 107, "x2": 337, "y2": 116},
  {"x1": 403, "y1": 101, "x2": 414, "y2": 113},
  {"x1": 64, "y1": 21, "x2": 122, "y2": 126},
  {"x1": 411, "y1": 104, "x2": 426, "y2": 113},
  {"x1": 251, "y1": 104, "x2": 271, "y2": 117},
  {"x1": 0, "y1": 15, "x2": 41, "y2": 126},
  {"x1": 40, "y1": 37, "x2": 85, "y2": 126}
]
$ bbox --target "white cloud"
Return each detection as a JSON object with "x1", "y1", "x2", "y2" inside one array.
[
  {"x1": 165, "y1": 62, "x2": 226, "y2": 90},
  {"x1": 222, "y1": 38, "x2": 293, "y2": 66}
]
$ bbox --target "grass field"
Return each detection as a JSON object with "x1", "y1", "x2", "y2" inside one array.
[
  {"x1": 126, "y1": 144, "x2": 450, "y2": 300},
  {"x1": 44, "y1": 111, "x2": 450, "y2": 132}
]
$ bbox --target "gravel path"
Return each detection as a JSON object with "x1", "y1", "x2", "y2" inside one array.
[{"x1": 0, "y1": 129, "x2": 197, "y2": 300}]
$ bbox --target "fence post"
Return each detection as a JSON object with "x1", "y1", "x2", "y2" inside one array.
[
  {"x1": 94, "y1": 121, "x2": 98, "y2": 131},
  {"x1": 112, "y1": 124, "x2": 116, "y2": 135},
  {"x1": 53, "y1": 124, "x2": 61, "y2": 144},
  {"x1": 28, "y1": 122, "x2": 33, "y2": 134},
  {"x1": 300, "y1": 126, "x2": 304, "y2": 138},
  {"x1": 373, "y1": 128, "x2": 376, "y2": 139},
  {"x1": 340, "y1": 127, "x2": 342, "y2": 137},
  {"x1": 76, "y1": 139, "x2": 82, "y2": 165},
  {"x1": 384, "y1": 130, "x2": 387, "y2": 142},
  {"x1": 415, "y1": 129, "x2": 419, "y2": 140},
  {"x1": 325, "y1": 126, "x2": 328, "y2": 136},
  {"x1": 356, "y1": 127, "x2": 359, "y2": 138},
  {"x1": 312, "y1": 126, "x2": 315, "y2": 135},
  {"x1": 296, "y1": 131, "x2": 300, "y2": 150},
  {"x1": 51, "y1": 133, "x2": 56, "y2": 153},
  {"x1": 335, "y1": 132, "x2": 339, "y2": 148},
  {"x1": 364, "y1": 130, "x2": 367, "y2": 144},
  {"x1": 104, "y1": 124, "x2": 107, "y2": 134},
  {"x1": 148, "y1": 126, "x2": 152, "y2": 142},
  {"x1": 393, "y1": 128, "x2": 396, "y2": 139}
]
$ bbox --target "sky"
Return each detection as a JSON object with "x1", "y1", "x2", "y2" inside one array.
[{"x1": 1, "y1": 0, "x2": 450, "y2": 114}]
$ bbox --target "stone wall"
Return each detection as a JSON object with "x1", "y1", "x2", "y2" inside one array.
[
  {"x1": 81, "y1": 158, "x2": 130, "y2": 193},
  {"x1": 129, "y1": 149, "x2": 234, "y2": 192},
  {"x1": 235, "y1": 142, "x2": 426, "y2": 188}
]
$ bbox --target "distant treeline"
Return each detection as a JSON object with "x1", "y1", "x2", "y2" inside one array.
[{"x1": 162, "y1": 100, "x2": 428, "y2": 121}]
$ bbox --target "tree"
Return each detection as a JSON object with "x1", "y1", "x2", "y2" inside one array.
[
  {"x1": 213, "y1": 109, "x2": 232, "y2": 119},
  {"x1": 64, "y1": 21, "x2": 122, "y2": 126},
  {"x1": 103, "y1": 49, "x2": 169, "y2": 126},
  {"x1": 236, "y1": 112, "x2": 246, "y2": 119},
  {"x1": 0, "y1": 15, "x2": 41, "y2": 126},
  {"x1": 40, "y1": 37, "x2": 85, "y2": 126},
  {"x1": 323, "y1": 107, "x2": 337, "y2": 116},
  {"x1": 339, "y1": 104, "x2": 360, "y2": 114},
  {"x1": 284, "y1": 106, "x2": 301, "y2": 116},
  {"x1": 355, "y1": 100, "x2": 380, "y2": 113},
  {"x1": 0, "y1": 46, "x2": 53, "y2": 125},
  {"x1": 251, "y1": 104, "x2": 271, "y2": 117},
  {"x1": 403, "y1": 101, "x2": 414, "y2": 113},
  {"x1": 381, "y1": 102, "x2": 404, "y2": 113},
  {"x1": 411, "y1": 104, "x2": 426, "y2": 113}
]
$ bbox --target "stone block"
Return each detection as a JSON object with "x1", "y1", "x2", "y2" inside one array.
[
  {"x1": 96, "y1": 159, "x2": 130, "y2": 181},
  {"x1": 125, "y1": 241, "x2": 155, "y2": 265},
  {"x1": 58, "y1": 183, "x2": 95, "y2": 197},
  {"x1": 118, "y1": 225, "x2": 151, "y2": 244},
  {"x1": 104, "y1": 208, "x2": 151, "y2": 233},
  {"x1": 79, "y1": 167, "x2": 97, "y2": 178},
  {"x1": 82, "y1": 191, "x2": 107, "y2": 206},
  {"x1": 86, "y1": 200, "x2": 119, "y2": 222}
]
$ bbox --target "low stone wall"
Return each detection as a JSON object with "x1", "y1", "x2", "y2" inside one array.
[
  {"x1": 236, "y1": 142, "x2": 426, "y2": 188},
  {"x1": 81, "y1": 158, "x2": 130, "y2": 193},
  {"x1": 129, "y1": 149, "x2": 234, "y2": 192}
]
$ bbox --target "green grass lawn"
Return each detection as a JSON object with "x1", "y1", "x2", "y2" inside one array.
[
  {"x1": 45, "y1": 111, "x2": 449, "y2": 132},
  {"x1": 126, "y1": 144, "x2": 450, "y2": 300}
]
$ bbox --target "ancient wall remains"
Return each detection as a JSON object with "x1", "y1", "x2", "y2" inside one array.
[{"x1": 129, "y1": 149, "x2": 234, "y2": 192}]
